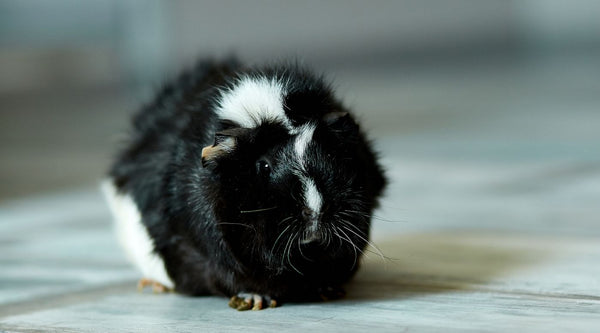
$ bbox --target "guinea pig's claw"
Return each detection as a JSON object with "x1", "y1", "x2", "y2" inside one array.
[
  {"x1": 137, "y1": 278, "x2": 172, "y2": 294},
  {"x1": 229, "y1": 293, "x2": 277, "y2": 311}
]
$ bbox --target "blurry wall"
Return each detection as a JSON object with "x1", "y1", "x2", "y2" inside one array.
[
  {"x1": 0, "y1": 0, "x2": 510, "y2": 91},
  {"x1": 1, "y1": 0, "x2": 599, "y2": 200},
  {"x1": 515, "y1": 0, "x2": 600, "y2": 49},
  {"x1": 2, "y1": 0, "x2": 599, "y2": 92}
]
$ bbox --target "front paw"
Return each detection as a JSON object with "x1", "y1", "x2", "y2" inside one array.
[
  {"x1": 318, "y1": 286, "x2": 346, "y2": 301},
  {"x1": 228, "y1": 292, "x2": 277, "y2": 311}
]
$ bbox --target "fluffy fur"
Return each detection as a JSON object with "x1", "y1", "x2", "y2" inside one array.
[
  {"x1": 102, "y1": 180, "x2": 174, "y2": 288},
  {"x1": 105, "y1": 59, "x2": 386, "y2": 307}
]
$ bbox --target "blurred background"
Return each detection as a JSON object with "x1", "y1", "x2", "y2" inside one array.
[
  {"x1": 0, "y1": 0, "x2": 599, "y2": 203},
  {"x1": 1, "y1": 3, "x2": 600, "y2": 329}
]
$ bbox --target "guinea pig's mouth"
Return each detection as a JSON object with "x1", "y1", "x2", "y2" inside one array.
[{"x1": 300, "y1": 229, "x2": 324, "y2": 245}]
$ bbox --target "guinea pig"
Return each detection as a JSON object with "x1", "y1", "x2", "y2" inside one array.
[{"x1": 102, "y1": 59, "x2": 386, "y2": 310}]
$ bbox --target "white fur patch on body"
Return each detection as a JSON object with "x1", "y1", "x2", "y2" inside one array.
[{"x1": 101, "y1": 180, "x2": 174, "y2": 289}]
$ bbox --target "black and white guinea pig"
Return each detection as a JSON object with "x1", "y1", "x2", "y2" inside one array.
[{"x1": 102, "y1": 59, "x2": 386, "y2": 310}]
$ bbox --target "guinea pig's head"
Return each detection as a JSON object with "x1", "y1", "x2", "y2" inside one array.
[{"x1": 199, "y1": 69, "x2": 386, "y2": 278}]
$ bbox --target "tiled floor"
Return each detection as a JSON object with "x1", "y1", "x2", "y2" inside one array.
[{"x1": 1, "y1": 53, "x2": 599, "y2": 331}]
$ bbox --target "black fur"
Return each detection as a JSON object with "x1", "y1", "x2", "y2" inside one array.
[{"x1": 108, "y1": 59, "x2": 386, "y2": 304}]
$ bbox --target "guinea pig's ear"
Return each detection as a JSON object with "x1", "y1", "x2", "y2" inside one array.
[
  {"x1": 323, "y1": 111, "x2": 359, "y2": 133},
  {"x1": 322, "y1": 111, "x2": 349, "y2": 125},
  {"x1": 201, "y1": 127, "x2": 249, "y2": 168}
]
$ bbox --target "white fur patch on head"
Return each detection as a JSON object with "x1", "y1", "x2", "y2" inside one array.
[
  {"x1": 216, "y1": 76, "x2": 292, "y2": 129},
  {"x1": 217, "y1": 75, "x2": 325, "y2": 227},
  {"x1": 294, "y1": 123, "x2": 316, "y2": 161},
  {"x1": 101, "y1": 180, "x2": 174, "y2": 289},
  {"x1": 304, "y1": 178, "x2": 323, "y2": 220},
  {"x1": 293, "y1": 124, "x2": 323, "y2": 224}
]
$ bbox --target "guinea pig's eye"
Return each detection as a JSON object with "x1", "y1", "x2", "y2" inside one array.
[{"x1": 256, "y1": 159, "x2": 271, "y2": 177}]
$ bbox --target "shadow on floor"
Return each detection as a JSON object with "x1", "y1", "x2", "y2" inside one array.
[{"x1": 343, "y1": 230, "x2": 550, "y2": 302}]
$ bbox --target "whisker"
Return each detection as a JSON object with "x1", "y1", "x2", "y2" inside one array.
[
  {"x1": 296, "y1": 235, "x2": 313, "y2": 262},
  {"x1": 335, "y1": 226, "x2": 363, "y2": 254},
  {"x1": 371, "y1": 215, "x2": 406, "y2": 223},
  {"x1": 333, "y1": 226, "x2": 360, "y2": 269},
  {"x1": 325, "y1": 228, "x2": 333, "y2": 248},
  {"x1": 218, "y1": 222, "x2": 256, "y2": 232},
  {"x1": 240, "y1": 206, "x2": 278, "y2": 214},
  {"x1": 339, "y1": 210, "x2": 405, "y2": 224},
  {"x1": 284, "y1": 229, "x2": 303, "y2": 275},
  {"x1": 338, "y1": 218, "x2": 399, "y2": 263},
  {"x1": 278, "y1": 216, "x2": 294, "y2": 226},
  {"x1": 340, "y1": 223, "x2": 391, "y2": 262},
  {"x1": 271, "y1": 224, "x2": 292, "y2": 254},
  {"x1": 338, "y1": 210, "x2": 370, "y2": 221},
  {"x1": 280, "y1": 229, "x2": 293, "y2": 268}
]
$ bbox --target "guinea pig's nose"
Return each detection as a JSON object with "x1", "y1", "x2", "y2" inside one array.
[{"x1": 301, "y1": 208, "x2": 318, "y2": 222}]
